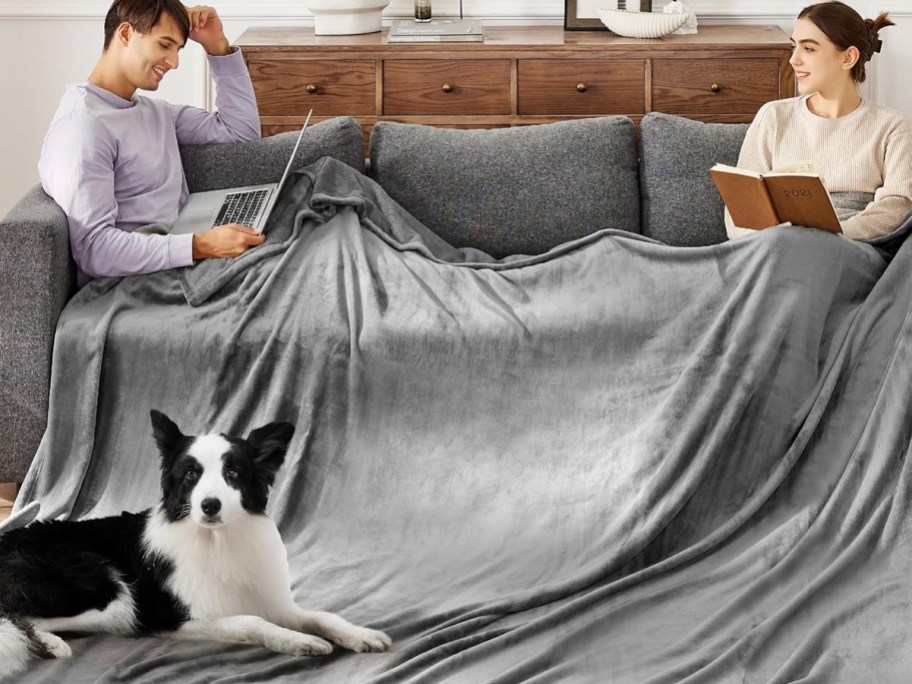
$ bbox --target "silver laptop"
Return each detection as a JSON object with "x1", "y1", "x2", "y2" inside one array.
[{"x1": 171, "y1": 109, "x2": 313, "y2": 235}]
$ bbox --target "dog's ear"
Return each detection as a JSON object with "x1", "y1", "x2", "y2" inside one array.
[
  {"x1": 150, "y1": 410, "x2": 186, "y2": 464},
  {"x1": 247, "y1": 422, "x2": 295, "y2": 486}
]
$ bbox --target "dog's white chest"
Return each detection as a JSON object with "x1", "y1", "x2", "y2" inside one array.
[{"x1": 144, "y1": 512, "x2": 292, "y2": 621}]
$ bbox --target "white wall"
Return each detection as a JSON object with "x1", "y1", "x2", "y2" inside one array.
[{"x1": 0, "y1": 0, "x2": 909, "y2": 218}]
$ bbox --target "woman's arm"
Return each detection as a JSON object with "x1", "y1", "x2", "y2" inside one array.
[{"x1": 840, "y1": 118, "x2": 912, "y2": 239}]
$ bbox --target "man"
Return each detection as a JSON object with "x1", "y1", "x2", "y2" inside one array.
[{"x1": 39, "y1": 1, "x2": 265, "y2": 288}]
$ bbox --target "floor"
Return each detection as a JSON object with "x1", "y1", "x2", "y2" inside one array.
[{"x1": 0, "y1": 482, "x2": 17, "y2": 522}]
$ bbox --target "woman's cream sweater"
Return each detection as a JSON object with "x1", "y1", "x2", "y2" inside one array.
[{"x1": 725, "y1": 95, "x2": 912, "y2": 240}]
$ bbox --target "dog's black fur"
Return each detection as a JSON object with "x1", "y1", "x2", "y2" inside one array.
[{"x1": 0, "y1": 511, "x2": 186, "y2": 631}]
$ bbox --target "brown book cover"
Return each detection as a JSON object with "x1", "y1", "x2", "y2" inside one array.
[{"x1": 710, "y1": 163, "x2": 842, "y2": 233}]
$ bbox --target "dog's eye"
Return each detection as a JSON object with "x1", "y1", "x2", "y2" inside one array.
[
  {"x1": 184, "y1": 469, "x2": 199, "y2": 481},
  {"x1": 225, "y1": 467, "x2": 240, "y2": 481}
]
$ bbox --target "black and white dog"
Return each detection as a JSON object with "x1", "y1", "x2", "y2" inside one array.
[{"x1": 0, "y1": 410, "x2": 391, "y2": 679}]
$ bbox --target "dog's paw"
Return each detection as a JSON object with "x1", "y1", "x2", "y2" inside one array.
[
  {"x1": 335, "y1": 626, "x2": 392, "y2": 653},
  {"x1": 275, "y1": 634, "x2": 334, "y2": 657},
  {"x1": 35, "y1": 631, "x2": 72, "y2": 659}
]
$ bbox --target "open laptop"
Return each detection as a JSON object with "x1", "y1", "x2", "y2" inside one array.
[{"x1": 171, "y1": 109, "x2": 313, "y2": 235}]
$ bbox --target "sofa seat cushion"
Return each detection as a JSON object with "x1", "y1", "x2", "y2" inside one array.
[
  {"x1": 368, "y1": 117, "x2": 640, "y2": 258},
  {"x1": 640, "y1": 112, "x2": 748, "y2": 247},
  {"x1": 180, "y1": 116, "x2": 365, "y2": 193}
]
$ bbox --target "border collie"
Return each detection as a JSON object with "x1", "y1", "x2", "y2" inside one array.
[{"x1": 0, "y1": 410, "x2": 391, "y2": 679}]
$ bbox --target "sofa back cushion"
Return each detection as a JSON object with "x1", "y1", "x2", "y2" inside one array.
[
  {"x1": 368, "y1": 117, "x2": 640, "y2": 257},
  {"x1": 639, "y1": 112, "x2": 748, "y2": 247},
  {"x1": 181, "y1": 116, "x2": 365, "y2": 193}
]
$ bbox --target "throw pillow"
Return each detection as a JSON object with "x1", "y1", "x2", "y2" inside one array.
[
  {"x1": 639, "y1": 112, "x2": 748, "y2": 247},
  {"x1": 368, "y1": 117, "x2": 640, "y2": 257},
  {"x1": 181, "y1": 116, "x2": 365, "y2": 193}
]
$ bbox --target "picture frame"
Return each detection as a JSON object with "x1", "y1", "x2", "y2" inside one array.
[{"x1": 564, "y1": 0, "x2": 653, "y2": 31}]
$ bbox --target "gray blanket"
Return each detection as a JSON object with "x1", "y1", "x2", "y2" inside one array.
[{"x1": 12, "y1": 158, "x2": 912, "y2": 683}]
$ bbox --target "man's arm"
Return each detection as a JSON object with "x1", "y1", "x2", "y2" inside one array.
[
  {"x1": 39, "y1": 110, "x2": 263, "y2": 285},
  {"x1": 172, "y1": 5, "x2": 260, "y2": 145},
  {"x1": 39, "y1": 112, "x2": 195, "y2": 284}
]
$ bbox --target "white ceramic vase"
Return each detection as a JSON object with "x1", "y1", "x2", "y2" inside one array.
[{"x1": 305, "y1": 0, "x2": 391, "y2": 35}]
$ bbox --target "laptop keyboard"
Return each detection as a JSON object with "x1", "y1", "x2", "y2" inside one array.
[{"x1": 213, "y1": 189, "x2": 270, "y2": 228}]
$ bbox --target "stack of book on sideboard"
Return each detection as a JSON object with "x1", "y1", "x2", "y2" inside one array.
[{"x1": 388, "y1": 18, "x2": 484, "y2": 42}]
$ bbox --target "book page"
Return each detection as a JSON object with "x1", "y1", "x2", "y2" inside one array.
[
  {"x1": 767, "y1": 161, "x2": 825, "y2": 184},
  {"x1": 709, "y1": 163, "x2": 762, "y2": 179}
]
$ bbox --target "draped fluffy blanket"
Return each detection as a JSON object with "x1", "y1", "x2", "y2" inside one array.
[{"x1": 10, "y1": 158, "x2": 912, "y2": 683}]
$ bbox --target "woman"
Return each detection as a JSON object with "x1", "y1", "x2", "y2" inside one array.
[{"x1": 726, "y1": 1, "x2": 912, "y2": 240}]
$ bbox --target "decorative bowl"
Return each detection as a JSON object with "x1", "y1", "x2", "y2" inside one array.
[
  {"x1": 304, "y1": 0, "x2": 390, "y2": 35},
  {"x1": 596, "y1": 9, "x2": 688, "y2": 38}
]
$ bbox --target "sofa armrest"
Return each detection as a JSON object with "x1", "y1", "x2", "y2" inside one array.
[{"x1": 0, "y1": 185, "x2": 75, "y2": 483}]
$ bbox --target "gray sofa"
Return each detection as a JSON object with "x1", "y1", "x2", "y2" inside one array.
[{"x1": 0, "y1": 112, "x2": 747, "y2": 485}]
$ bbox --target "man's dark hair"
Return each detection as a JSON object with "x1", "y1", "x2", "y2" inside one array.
[{"x1": 103, "y1": 0, "x2": 191, "y2": 50}]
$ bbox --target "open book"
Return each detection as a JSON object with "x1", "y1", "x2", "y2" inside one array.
[{"x1": 709, "y1": 162, "x2": 842, "y2": 233}]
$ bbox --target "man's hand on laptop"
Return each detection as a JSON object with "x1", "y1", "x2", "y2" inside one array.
[{"x1": 192, "y1": 224, "x2": 265, "y2": 260}]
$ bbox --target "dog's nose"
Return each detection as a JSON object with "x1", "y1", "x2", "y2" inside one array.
[{"x1": 201, "y1": 498, "x2": 222, "y2": 516}]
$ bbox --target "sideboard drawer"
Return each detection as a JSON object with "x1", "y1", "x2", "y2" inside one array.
[
  {"x1": 247, "y1": 59, "x2": 376, "y2": 116},
  {"x1": 518, "y1": 59, "x2": 645, "y2": 115},
  {"x1": 239, "y1": 26, "x2": 795, "y2": 135},
  {"x1": 383, "y1": 59, "x2": 511, "y2": 115},
  {"x1": 651, "y1": 58, "x2": 781, "y2": 116}
]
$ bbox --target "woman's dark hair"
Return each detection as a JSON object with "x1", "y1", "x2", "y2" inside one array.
[
  {"x1": 103, "y1": 0, "x2": 191, "y2": 50},
  {"x1": 798, "y1": 1, "x2": 894, "y2": 83}
]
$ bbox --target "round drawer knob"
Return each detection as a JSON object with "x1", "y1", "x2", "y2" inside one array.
[
  {"x1": 306, "y1": 84, "x2": 318, "y2": 94},
  {"x1": 576, "y1": 82, "x2": 588, "y2": 93},
  {"x1": 710, "y1": 83, "x2": 722, "y2": 93},
  {"x1": 442, "y1": 83, "x2": 454, "y2": 93}
]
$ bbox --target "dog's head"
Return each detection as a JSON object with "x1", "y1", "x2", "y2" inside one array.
[{"x1": 150, "y1": 410, "x2": 294, "y2": 528}]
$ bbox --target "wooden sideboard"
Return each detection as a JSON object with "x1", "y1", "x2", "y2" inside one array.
[{"x1": 236, "y1": 25, "x2": 795, "y2": 142}]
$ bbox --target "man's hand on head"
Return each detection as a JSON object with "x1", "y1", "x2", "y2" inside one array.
[
  {"x1": 186, "y1": 5, "x2": 231, "y2": 56},
  {"x1": 192, "y1": 224, "x2": 266, "y2": 260}
]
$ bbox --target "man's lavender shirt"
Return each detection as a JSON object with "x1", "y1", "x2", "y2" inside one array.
[{"x1": 38, "y1": 47, "x2": 261, "y2": 288}]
